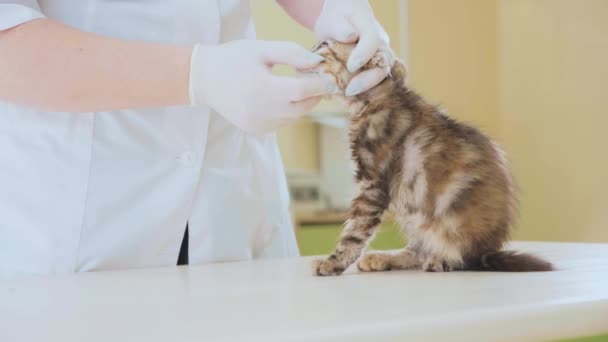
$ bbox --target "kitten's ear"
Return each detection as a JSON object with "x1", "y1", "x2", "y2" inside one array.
[
  {"x1": 390, "y1": 59, "x2": 407, "y2": 82},
  {"x1": 362, "y1": 47, "x2": 408, "y2": 82},
  {"x1": 368, "y1": 47, "x2": 395, "y2": 69},
  {"x1": 390, "y1": 59, "x2": 408, "y2": 82}
]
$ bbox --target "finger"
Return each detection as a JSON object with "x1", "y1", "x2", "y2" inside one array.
[
  {"x1": 287, "y1": 95, "x2": 323, "y2": 117},
  {"x1": 315, "y1": 17, "x2": 359, "y2": 43},
  {"x1": 276, "y1": 74, "x2": 339, "y2": 102},
  {"x1": 347, "y1": 15, "x2": 389, "y2": 72},
  {"x1": 344, "y1": 67, "x2": 390, "y2": 96},
  {"x1": 260, "y1": 41, "x2": 325, "y2": 69}
]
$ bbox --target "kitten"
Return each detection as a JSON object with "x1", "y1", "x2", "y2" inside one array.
[{"x1": 310, "y1": 41, "x2": 553, "y2": 276}]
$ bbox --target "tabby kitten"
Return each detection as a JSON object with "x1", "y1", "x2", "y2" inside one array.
[{"x1": 310, "y1": 41, "x2": 553, "y2": 276}]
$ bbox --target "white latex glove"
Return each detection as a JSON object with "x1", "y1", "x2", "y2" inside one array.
[
  {"x1": 314, "y1": 0, "x2": 391, "y2": 96},
  {"x1": 189, "y1": 40, "x2": 338, "y2": 134}
]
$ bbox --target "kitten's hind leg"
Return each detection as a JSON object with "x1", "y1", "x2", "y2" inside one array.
[
  {"x1": 358, "y1": 248, "x2": 419, "y2": 272},
  {"x1": 313, "y1": 188, "x2": 389, "y2": 276}
]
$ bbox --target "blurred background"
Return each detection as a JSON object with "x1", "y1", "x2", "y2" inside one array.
[{"x1": 252, "y1": 0, "x2": 608, "y2": 255}]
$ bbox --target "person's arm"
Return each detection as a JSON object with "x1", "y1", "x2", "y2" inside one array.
[
  {"x1": 0, "y1": 18, "x2": 191, "y2": 112},
  {"x1": 0, "y1": 17, "x2": 335, "y2": 133}
]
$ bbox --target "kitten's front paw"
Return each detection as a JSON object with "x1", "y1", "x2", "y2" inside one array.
[
  {"x1": 312, "y1": 258, "x2": 345, "y2": 276},
  {"x1": 357, "y1": 253, "x2": 392, "y2": 272},
  {"x1": 422, "y1": 258, "x2": 453, "y2": 272}
]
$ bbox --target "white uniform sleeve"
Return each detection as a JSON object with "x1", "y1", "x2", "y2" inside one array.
[{"x1": 0, "y1": 1, "x2": 45, "y2": 31}]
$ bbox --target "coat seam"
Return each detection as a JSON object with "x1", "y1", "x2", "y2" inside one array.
[{"x1": 72, "y1": 112, "x2": 96, "y2": 272}]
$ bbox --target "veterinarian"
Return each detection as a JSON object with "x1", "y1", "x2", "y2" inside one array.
[{"x1": 0, "y1": 0, "x2": 389, "y2": 275}]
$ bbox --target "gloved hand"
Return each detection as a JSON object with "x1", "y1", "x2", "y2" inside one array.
[
  {"x1": 314, "y1": 0, "x2": 391, "y2": 96},
  {"x1": 189, "y1": 40, "x2": 338, "y2": 134}
]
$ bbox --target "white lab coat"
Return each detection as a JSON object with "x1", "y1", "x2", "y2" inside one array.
[{"x1": 0, "y1": 0, "x2": 299, "y2": 276}]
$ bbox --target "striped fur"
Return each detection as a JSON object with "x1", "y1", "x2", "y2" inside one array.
[{"x1": 311, "y1": 41, "x2": 553, "y2": 276}]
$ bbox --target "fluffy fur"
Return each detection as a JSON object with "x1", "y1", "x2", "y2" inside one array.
[{"x1": 310, "y1": 41, "x2": 553, "y2": 276}]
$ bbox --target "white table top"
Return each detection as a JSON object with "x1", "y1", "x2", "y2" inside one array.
[{"x1": 1, "y1": 242, "x2": 608, "y2": 342}]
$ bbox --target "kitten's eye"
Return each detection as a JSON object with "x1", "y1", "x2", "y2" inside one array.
[{"x1": 312, "y1": 41, "x2": 329, "y2": 51}]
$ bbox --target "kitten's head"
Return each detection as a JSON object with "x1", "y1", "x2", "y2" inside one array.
[{"x1": 310, "y1": 40, "x2": 405, "y2": 96}]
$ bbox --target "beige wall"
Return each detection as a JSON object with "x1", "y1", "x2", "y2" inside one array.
[
  {"x1": 498, "y1": 0, "x2": 608, "y2": 242},
  {"x1": 408, "y1": 0, "x2": 500, "y2": 137}
]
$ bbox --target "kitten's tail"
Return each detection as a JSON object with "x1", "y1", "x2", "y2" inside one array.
[{"x1": 471, "y1": 250, "x2": 554, "y2": 272}]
